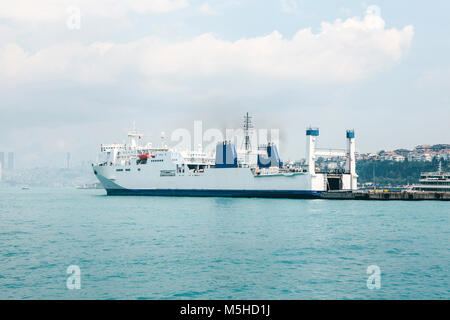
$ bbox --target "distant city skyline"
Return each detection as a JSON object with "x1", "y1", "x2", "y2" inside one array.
[
  {"x1": 1, "y1": 1, "x2": 450, "y2": 168},
  {"x1": 4, "y1": 140, "x2": 449, "y2": 170},
  {"x1": 66, "y1": 152, "x2": 71, "y2": 169},
  {"x1": 0, "y1": 151, "x2": 15, "y2": 170},
  {"x1": 7, "y1": 152, "x2": 14, "y2": 171},
  {"x1": 0, "y1": 152, "x2": 4, "y2": 172}
]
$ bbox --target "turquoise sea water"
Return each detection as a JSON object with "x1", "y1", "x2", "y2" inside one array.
[{"x1": 0, "y1": 187, "x2": 448, "y2": 299}]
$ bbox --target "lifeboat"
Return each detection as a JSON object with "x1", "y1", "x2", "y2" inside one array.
[{"x1": 139, "y1": 153, "x2": 149, "y2": 160}]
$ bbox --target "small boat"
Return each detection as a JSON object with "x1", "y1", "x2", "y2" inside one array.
[{"x1": 22, "y1": 186, "x2": 30, "y2": 190}]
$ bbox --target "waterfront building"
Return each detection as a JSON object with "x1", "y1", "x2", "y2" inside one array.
[{"x1": 7, "y1": 152, "x2": 14, "y2": 170}]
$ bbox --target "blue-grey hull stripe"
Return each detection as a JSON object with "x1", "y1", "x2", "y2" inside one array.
[{"x1": 106, "y1": 188, "x2": 323, "y2": 198}]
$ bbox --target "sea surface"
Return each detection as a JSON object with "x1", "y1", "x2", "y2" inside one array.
[{"x1": 0, "y1": 187, "x2": 448, "y2": 299}]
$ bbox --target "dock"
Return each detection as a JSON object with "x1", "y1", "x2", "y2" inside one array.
[{"x1": 321, "y1": 191, "x2": 450, "y2": 201}]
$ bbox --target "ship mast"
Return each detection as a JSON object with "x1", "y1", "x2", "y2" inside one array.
[
  {"x1": 128, "y1": 121, "x2": 142, "y2": 149},
  {"x1": 243, "y1": 112, "x2": 253, "y2": 152},
  {"x1": 243, "y1": 112, "x2": 253, "y2": 164}
]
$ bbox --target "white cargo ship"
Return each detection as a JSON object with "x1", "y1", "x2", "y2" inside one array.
[{"x1": 93, "y1": 115, "x2": 358, "y2": 198}]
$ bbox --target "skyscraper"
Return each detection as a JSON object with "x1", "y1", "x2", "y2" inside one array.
[
  {"x1": 7, "y1": 152, "x2": 14, "y2": 170},
  {"x1": 66, "y1": 152, "x2": 71, "y2": 169},
  {"x1": 0, "y1": 152, "x2": 4, "y2": 171}
]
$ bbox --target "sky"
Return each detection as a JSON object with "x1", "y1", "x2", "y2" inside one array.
[{"x1": 1, "y1": 0, "x2": 449, "y2": 168}]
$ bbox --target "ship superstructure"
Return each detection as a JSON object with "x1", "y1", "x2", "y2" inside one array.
[
  {"x1": 93, "y1": 116, "x2": 358, "y2": 198},
  {"x1": 409, "y1": 162, "x2": 450, "y2": 192}
]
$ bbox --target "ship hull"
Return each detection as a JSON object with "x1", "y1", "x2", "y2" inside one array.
[
  {"x1": 94, "y1": 164, "x2": 329, "y2": 198},
  {"x1": 92, "y1": 162, "x2": 350, "y2": 199},
  {"x1": 105, "y1": 188, "x2": 322, "y2": 198}
]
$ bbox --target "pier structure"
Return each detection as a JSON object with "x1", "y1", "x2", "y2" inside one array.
[
  {"x1": 321, "y1": 190, "x2": 450, "y2": 201},
  {"x1": 305, "y1": 128, "x2": 319, "y2": 175},
  {"x1": 306, "y1": 127, "x2": 358, "y2": 191}
]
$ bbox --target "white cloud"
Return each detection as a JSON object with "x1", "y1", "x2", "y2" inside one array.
[
  {"x1": 198, "y1": 3, "x2": 216, "y2": 15},
  {"x1": 0, "y1": 0, "x2": 189, "y2": 22},
  {"x1": 0, "y1": 9, "x2": 414, "y2": 90}
]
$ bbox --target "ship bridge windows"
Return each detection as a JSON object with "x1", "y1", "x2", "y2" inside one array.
[
  {"x1": 421, "y1": 181, "x2": 450, "y2": 185},
  {"x1": 116, "y1": 168, "x2": 133, "y2": 172}
]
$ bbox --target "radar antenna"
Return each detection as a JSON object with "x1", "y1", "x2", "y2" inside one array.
[{"x1": 243, "y1": 112, "x2": 253, "y2": 153}]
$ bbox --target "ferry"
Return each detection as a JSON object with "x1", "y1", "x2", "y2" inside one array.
[
  {"x1": 409, "y1": 163, "x2": 450, "y2": 192},
  {"x1": 92, "y1": 115, "x2": 358, "y2": 198}
]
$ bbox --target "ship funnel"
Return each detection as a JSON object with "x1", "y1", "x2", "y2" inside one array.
[
  {"x1": 215, "y1": 141, "x2": 238, "y2": 168},
  {"x1": 258, "y1": 143, "x2": 282, "y2": 168}
]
